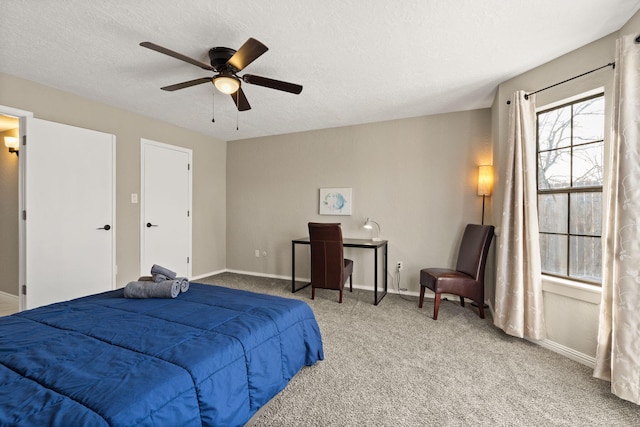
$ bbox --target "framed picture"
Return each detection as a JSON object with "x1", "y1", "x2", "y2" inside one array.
[{"x1": 319, "y1": 187, "x2": 352, "y2": 215}]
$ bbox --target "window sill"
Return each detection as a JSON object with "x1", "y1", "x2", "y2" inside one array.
[{"x1": 541, "y1": 275, "x2": 601, "y2": 304}]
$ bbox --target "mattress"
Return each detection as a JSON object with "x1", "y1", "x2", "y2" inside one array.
[{"x1": 0, "y1": 282, "x2": 324, "y2": 426}]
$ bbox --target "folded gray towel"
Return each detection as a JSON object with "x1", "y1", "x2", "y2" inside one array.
[
  {"x1": 151, "y1": 264, "x2": 177, "y2": 279},
  {"x1": 124, "y1": 280, "x2": 180, "y2": 299},
  {"x1": 152, "y1": 273, "x2": 169, "y2": 283},
  {"x1": 138, "y1": 276, "x2": 153, "y2": 281},
  {"x1": 177, "y1": 277, "x2": 189, "y2": 293}
]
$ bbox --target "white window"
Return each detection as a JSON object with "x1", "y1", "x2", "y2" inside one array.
[{"x1": 536, "y1": 94, "x2": 604, "y2": 284}]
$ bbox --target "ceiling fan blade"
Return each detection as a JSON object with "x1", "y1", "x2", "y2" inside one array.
[
  {"x1": 231, "y1": 88, "x2": 251, "y2": 111},
  {"x1": 227, "y1": 38, "x2": 268, "y2": 71},
  {"x1": 242, "y1": 74, "x2": 303, "y2": 94},
  {"x1": 140, "y1": 42, "x2": 215, "y2": 71},
  {"x1": 161, "y1": 77, "x2": 212, "y2": 91}
]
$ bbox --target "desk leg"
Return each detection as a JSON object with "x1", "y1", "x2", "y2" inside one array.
[
  {"x1": 374, "y1": 247, "x2": 378, "y2": 304},
  {"x1": 374, "y1": 242, "x2": 388, "y2": 305},
  {"x1": 291, "y1": 241, "x2": 296, "y2": 292},
  {"x1": 291, "y1": 241, "x2": 312, "y2": 293},
  {"x1": 384, "y1": 243, "x2": 388, "y2": 293}
]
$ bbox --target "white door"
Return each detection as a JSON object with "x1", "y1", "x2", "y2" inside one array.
[
  {"x1": 140, "y1": 139, "x2": 192, "y2": 278},
  {"x1": 24, "y1": 118, "x2": 115, "y2": 310}
]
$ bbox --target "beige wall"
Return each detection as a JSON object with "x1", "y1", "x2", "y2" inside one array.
[
  {"x1": 0, "y1": 73, "x2": 227, "y2": 289},
  {"x1": 490, "y1": 11, "x2": 639, "y2": 363},
  {"x1": 622, "y1": 7, "x2": 640, "y2": 33},
  {"x1": 0, "y1": 126, "x2": 19, "y2": 295},
  {"x1": 227, "y1": 110, "x2": 492, "y2": 294}
]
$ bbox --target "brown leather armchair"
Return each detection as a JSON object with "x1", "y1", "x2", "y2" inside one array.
[
  {"x1": 419, "y1": 224, "x2": 494, "y2": 319},
  {"x1": 308, "y1": 222, "x2": 354, "y2": 303}
]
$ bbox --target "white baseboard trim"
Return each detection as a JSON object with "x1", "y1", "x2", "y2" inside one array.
[
  {"x1": 0, "y1": 291, "x2": 19, "y2": 301},
  {"x1": 486, "y1": 299, "x2": 595, "y2": 367},
  {"x1": 527, "y1": 338, "x2": 596, "y2": 368},
  {"x1": 225, "y1": 269, "x2": 290, "y2": 280},
  {"x1": 219, "y1": 269, "x2": 422, "y2": 297},
  {"x1": 485, "y1": 300, "x2": 596, "y2": 367},
  {"x1": 191, "y1": 269, "x2": 226, "y2": 281}
]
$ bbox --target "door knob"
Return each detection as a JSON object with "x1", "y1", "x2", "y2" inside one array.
[
  {"x1": 146, "y1": 222, "x2": 158, "y2": 228},
  {"x1": 97, "y1": 225, "x2": 111, "y2": 230}
]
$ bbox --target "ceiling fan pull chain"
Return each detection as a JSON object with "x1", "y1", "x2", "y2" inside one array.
[
  {"x1": 236, "y1": 106, "x2": 239, "y2": 131},
  {"x1": 211, "y1": 86, "x2": 215, "y2": 123}
]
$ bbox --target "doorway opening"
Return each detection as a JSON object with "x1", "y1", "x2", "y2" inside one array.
[{"x1": 0, "y1": 112, "x2": 22, "y2": 314}]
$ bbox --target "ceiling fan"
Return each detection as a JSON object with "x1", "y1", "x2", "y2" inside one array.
[{"x1": 140, "y1": 38, "x2": 303, "y2": 112}]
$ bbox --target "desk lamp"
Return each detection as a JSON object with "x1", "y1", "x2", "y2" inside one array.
[{"x1": 363, "y1": 217, "x2": 382, "y2": 241}]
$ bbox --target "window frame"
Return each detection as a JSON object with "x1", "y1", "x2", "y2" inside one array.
[{"x1": 536, "y1": 92, "x2": 604, "y2": 286}]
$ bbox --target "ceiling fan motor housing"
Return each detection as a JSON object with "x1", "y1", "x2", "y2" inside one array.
[{"x1": 209, "y1": 47, "x2": 237, "y2": 70}]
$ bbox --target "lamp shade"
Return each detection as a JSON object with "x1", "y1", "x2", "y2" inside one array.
[
  {"x1": 363, "y1": 217, "x2": 382, "y2": 241},
  {"x1": 477, "y1": 165, "x2": 493, "y2": 196},
  {"x1": 213, "y1": 75, "x2": 240, "y2": 94},
  {"x1": 4, "y1": 136, "x2": 18, "y2": 150}
]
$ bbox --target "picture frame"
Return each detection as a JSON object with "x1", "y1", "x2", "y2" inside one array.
[{"x1": 319, "y1": 187, "x2": 352, "y2": 215}]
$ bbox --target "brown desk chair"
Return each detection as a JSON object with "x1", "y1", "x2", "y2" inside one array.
[
  {"x1": 419, "y1": 224, "x2": 494, "y2": 320},
  {"x1": 308, "y1": 222, "x2": 354, "y2": 303}
]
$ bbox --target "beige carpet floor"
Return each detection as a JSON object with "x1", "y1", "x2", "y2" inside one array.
[{"x1": 197, "y1": 273, "x2": 640, "y2": 427}]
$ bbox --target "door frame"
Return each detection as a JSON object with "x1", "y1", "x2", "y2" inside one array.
[
  {"x1": 0, "y1": 105, "x2": 33, "y2": 311},
  {"x1": 140, "y1": 138, "x2": 193, "y2": 278},
  {"x1": 0, "y1": 105, "x2": 117, "y2": 312}
]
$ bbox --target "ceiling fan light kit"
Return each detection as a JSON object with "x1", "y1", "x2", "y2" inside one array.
[
  {"x1": 140, "y1": 38, "x2": 302, "y2": 117},
  {"x1": 213, "y1": 74, "x2": 240, "y2": 94}
]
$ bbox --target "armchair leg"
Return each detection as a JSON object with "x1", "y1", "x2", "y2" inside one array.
[
  {"x1": 339, "y1": 289, "x2": 343, "y2": 303},
  {"x1": 349, "y1": 275, "x2": 353, "y2": 292},
  {"x1": 459, "y1": 296, "x2": 465, "y2": 307},
  {"x1": 418, "y1": 286, "x2": 425, "y2": 308},
  {"x1": 311, "y1": 287, "x2": 315, "y2": 300},
  {"x1": 477, "y1": 301, "x2": 485, "y2": 319},
  {"x1": 433, "y1": 293, "x2": 441, "y2": 320}
]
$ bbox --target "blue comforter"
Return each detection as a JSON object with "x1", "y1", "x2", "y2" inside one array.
[{"x1": 0, "y1": 283, "x2": 324, "y2": 426}]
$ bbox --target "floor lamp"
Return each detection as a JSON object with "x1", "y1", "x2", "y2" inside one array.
[
  {"x1": 477, "y1": 165, "x2": 493, "y2": 225},
  {"x1": 474, "y1": 165, "x2": 493, "y2": 310}
]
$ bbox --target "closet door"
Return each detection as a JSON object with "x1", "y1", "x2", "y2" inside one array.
[
  {"x1": 140, "y1": 139, "x2": 192, "y2": 278},
  {"x1": 23, "y1": 118, "x2": 115, "y2": 309}
]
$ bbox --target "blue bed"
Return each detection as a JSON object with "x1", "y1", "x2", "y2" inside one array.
[{"x1": 0, "y1": 283, "x2": 324, "y2": 426}]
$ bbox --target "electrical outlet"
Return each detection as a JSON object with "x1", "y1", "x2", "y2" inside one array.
[
  {"x1": 396, "y1": 261, "x2": 403, "y2": 271},
  {"x1": 255, "y1": 249, "x2": 260, "y2": 257}
]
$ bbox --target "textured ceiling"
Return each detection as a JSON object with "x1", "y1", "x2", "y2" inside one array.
[{"x1": 1, "y1": 1, "x2": 639, "y2": 141}]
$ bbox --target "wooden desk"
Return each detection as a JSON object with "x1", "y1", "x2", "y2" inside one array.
[{"x1": 291, "y1": 237, "x2": 388, "y2": 305}]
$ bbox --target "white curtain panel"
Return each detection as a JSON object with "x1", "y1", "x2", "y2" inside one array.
[
  {"x1": 494, "y1": 91, "x2": 546, "y2": 340},
  {"x1": 594, "y1": 34, "x2": 640, "y2": 405}
]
